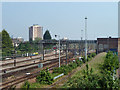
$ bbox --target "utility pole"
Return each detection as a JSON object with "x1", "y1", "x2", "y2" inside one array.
[
  {"x1": 81, "y1": 30, "x2": 83, "y2": 41},
  {"x1": 79, "y1": 41, "x2": 80, "y2": 55},
  {"x1": 66, "y1": 41, "x2": 67, "y2": 64},
  {"x1": 55, "y1": 35, "x2": 61, "y2": 67},
  {"x1": 94, "y1": 33, "x2": 95, "y2": 52},
  {"x1": 58, "y1": 36, "x2": 60, "y2": 67},
  {"x1": 85, "y1": 17, "x2": 87, "y2": 60},
  {"x1": 42, "y1": 43, "x2": 44, "y2": 60},
  {"x1": 81, "y1": 30, "x2": 83, "y2": 56},
  {"x1": 107, "y1": 36, "x2": 109, "y2": 52}
]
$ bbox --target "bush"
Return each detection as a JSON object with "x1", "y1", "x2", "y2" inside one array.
[
  {"x1": 52, "y1": 67, "x2": 59, "y2": 73},
  {"x1": 36, "y1": 69, "x2": 53, "y2": 85},
  {"x1": 91, "y1": 53, "x2": 96, "y2": 57},
  {"x1": 63, "y1": 66, "x2": 71, "y2": 75},
  {"x1": 68, "y1": 62, "x2": 77, "y2": 69},
  {"x1": 64, "y1": 60, "x2": 120, "y2": 88},
  {"x1": 53, "y1": 62, "x2": 78, "y2": 75},
  {"x1": 103, "y1": 51, "x2": 119, "y2": 74},
  {"x1": 87, "y1": 53, "x2": 96, "y2": 61},
  {"x1": 21, "y1": 81, "x2": 30, "y2": 89},
  {"x1": 76, "y1": 59, "x2": 82, "y2": 67},
  {"x1": 53, "y1": 53, "x2": 96, "y2": 76},
  {"x1": 69, "y1": 74, "x2": 101, "y2": 88},
  {"x1": 88, "y1": 54, "x2": 92, "y2": 59},
  {"x1": 87, "y1": 57, "x2": 91, "y2": 61},
  {"x1": 82, "y1": 56, "x2": 87, "y2": 63},
  {"x1": 53, "y1": 65, "x2": 70, "y2": 75}
]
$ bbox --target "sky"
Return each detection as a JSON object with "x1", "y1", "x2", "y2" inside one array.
[{"x1": 2, "y1": 2, "x2": 118, "y2": 41}]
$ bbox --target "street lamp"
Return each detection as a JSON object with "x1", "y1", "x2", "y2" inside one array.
[
  {"x1": 55, "y1": 35, "x2": 61, "y2": 67},
  {"x1": 81, "y1": 30, "x2": 83, "y2": 41},
  {"x1": 85, "y1": 17, "x2": 87, "y2": 60},
  {"x1": 81, "y1": 30, "x2": 83, "y2": 56}
]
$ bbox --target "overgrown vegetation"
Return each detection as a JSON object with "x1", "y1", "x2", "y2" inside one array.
[
  {"x1": 53, "y1": 61, "x2": 80, "y2": 75},
  {"x1": 36, "y1": 69, "x2": 54, "y2": 85},
  {"x1": 21, "y1": 81, "x2": 30, "y2": 90},
  {"x1": 53, "y1": 53, "x2": 96, "y2": 75},
  {"x1": 21, "y1": 53, "x2": 96, "y2": 88},
  {"x1": 82, "y1": 53, "x2": 96, "y2": 63},
  {"x1": 102, "y1": 51, "x2": 119, "y2": 75},
  {"x1": 21, "y1": 69, "x2": 54, "y2": 89},
  {"x1": 65, "y1": 64, "x2": 101, "y2": 88},
  {"x1": 62, "y1": 51, "x2": 120, "y2": 89}
]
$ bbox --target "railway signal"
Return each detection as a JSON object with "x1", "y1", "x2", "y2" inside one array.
[{"x1": 53, "y1": 47, "x2": 57, "y2": 50}]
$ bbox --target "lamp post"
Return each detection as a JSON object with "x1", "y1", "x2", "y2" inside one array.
[
  {"x1": 81, "y1": 30, "x2": 83, "y2": 56},
  {"x1": 85, "y1": 17, "x2": 87, "y2": 60},
  {"x1": 81, "y1": 30, "x2": 83, "y2": 41},
  {"x1": 55, "y1": 35, "x2": 60, "y2": 67}
]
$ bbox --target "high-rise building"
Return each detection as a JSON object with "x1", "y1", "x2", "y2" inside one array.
[{"x1": 29, "y1": 24, "x2": 43, "y2": 41}]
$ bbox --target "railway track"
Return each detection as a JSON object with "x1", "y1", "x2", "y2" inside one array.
[
  {"x1": 1, "y1": 55, "x2": 74, "y2": 89},
  {"x1": 1, "y1": 54, "x2": 67, "y2": 78},
  {"x1": 1, "y1": 54, "x2": 62, "y2": 72},
  {"x1": 1, "y1": 51, "x2": 93, "y2": 78},
  {"x1": 1, "y1": 62, "x2": 59, "y2": 89},
  {"x1": 1, "y1": 49, "x2": 53, "y2": 62},
  {"x1": 1, "y1": 53, "x2": 62, "y2": 67}
]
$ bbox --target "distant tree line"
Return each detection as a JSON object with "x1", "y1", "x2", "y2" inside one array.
[
  {"x1": 16, "y1": 38, "x2": 43, "y2": 55},
  {"x1": 1, "y1": 29, "x2": 53, "y2": 60}
]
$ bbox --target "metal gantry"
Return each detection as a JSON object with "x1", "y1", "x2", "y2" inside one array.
[{"x1": 40, "y1": 39, "x2": 97, "y2": 62}]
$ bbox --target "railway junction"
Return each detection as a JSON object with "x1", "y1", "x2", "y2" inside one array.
[{"x1": 1, "y1": 38, "x2": 120, "y2": 89}]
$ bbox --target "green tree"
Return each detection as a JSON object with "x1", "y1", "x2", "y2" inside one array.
[
  {"x1": 34, "y1": 37, "x2": 42, "y2": 43},
  {"x1": 2, "y1": 29, "x2": 14, "y2": 57},
  {"x1": 36, "y1": 69, "x2": 53, "y2": 85},
  {"x1": 43, "y1": 30, "x2": 52, "y2": 40},
  {"x1": 17, "y1": 42, "x2": 33, "y2": 54}
]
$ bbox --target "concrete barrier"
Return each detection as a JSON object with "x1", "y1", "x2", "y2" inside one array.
[{"x1": 54, "y1": 73, "x2": 64, "y2": 80}]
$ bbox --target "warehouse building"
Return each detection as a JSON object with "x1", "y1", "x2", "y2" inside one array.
[{"x1": 97, "y1": 37, "x2": 118, "y2": 54}]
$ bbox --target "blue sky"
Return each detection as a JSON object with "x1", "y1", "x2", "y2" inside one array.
[{"x1": 2, "y1": 2, "x2": 118, "y2": 40}]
